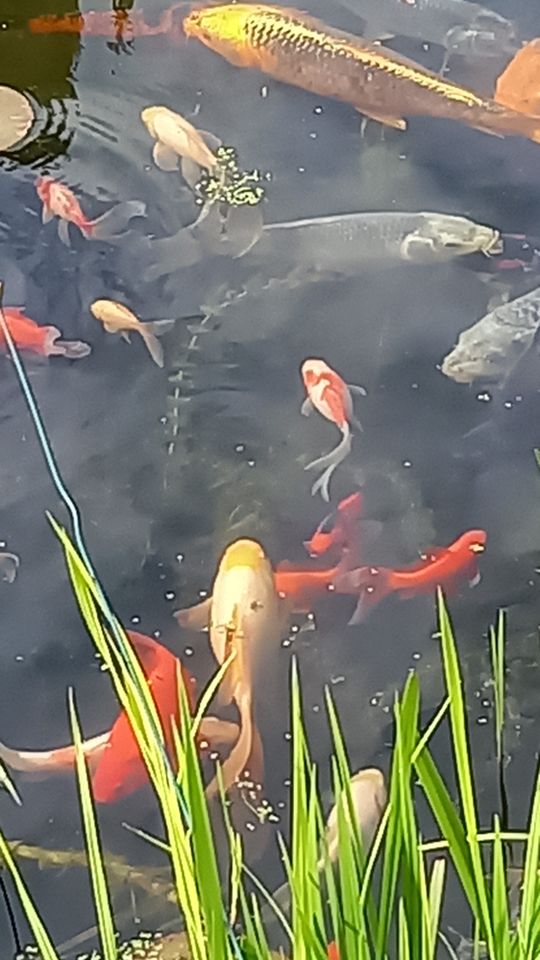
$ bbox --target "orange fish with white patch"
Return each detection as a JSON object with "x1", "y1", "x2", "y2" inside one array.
[
  {"x1": 301, "y1": 358, "x2": 366, "y2": 502},
  {"x1": 36, "y1": 176, "x2": 145, "y2": 246}
]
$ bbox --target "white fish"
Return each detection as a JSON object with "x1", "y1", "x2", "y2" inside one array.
[
  {"x1": 322, "y1": 767, "x2": 387, "y2": 864},
  {"x1": 141, "y1": 105, "x2": 220, "y2": 187}
]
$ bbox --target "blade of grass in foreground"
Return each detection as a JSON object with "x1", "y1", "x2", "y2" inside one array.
[
  {"x1": 68, "y1": 689, "x2": 117, "y2": 960},
  {"x1": 518, "y1": 756, "x2": 540, "y2": 958},
  {"x1": 0, "y1": 830, "x2": 60, "y2": 960}
]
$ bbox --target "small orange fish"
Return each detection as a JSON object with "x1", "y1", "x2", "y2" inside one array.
[
  {"x1": 36, "y1": 176, "x2": 145, "y2": 246},
  {"x1": 274, "y1": 561, "x2": 342, "y2": 612},
  {"x1": 90, "y1": 299, "x2": 174, "y2": 368},
  {"x1": 301, "y1": 358, "x2": 366, "y2": 502},
  {"x1": 183, "y1": 4, "x2": 540, "y2": 143},
  {"x1": 495, "y1": 39, "x2": 540, "y2": 117},
  {"x1": 335, "y1": 529, "x2": 487, "y2": 623},
  {"x1": 304, "y1": 491, "x2": 363, "y2": 558},
  {"x1": 0, "y1": 307, "x2": 90, "y2": 360}
]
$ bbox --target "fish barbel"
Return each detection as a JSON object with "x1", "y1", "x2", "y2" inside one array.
[
  {"x1": 334, "y1": 0, "x2": 518, "y2": 61},
  {"x1": 183, "y1": 4, "x2": 540, "y2": 142},
  {"x1": 441, "y1": 285, "x2": 540, "y2": 384}
]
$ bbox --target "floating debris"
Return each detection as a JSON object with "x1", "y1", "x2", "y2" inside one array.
[{"x1": 0, "y1": 86, "x2": 35, "y2": 152}]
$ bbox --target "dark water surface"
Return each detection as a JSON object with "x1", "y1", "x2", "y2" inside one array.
[{"x1": 2, "y1": 0, "x2": 540, "y2": 953}]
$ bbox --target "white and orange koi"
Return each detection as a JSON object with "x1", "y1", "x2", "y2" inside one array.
[
  {"x1": 141, "y1": 105, "x2": 221, "y2": 188},
  {"x1": 36, "y1": 176, "x2": 145, "y2": 246}
]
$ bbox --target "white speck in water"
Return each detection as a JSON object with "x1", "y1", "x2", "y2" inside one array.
[
  {"x1": 412, "y1": 652, "x2": 421, "y2": 661},
  {"x1": 281, "y1": 638, "x2": 292, "y2": 648},
  {"x1": 247, "y1": 459, "x2": 255, "y2": 467},
  {"x1": 284, "y1": 732, "x2": 291, "y2": 741},
  {"x1": 399, "y1": 153, "x2": 407, "y2": 160},
  {"x1": 260, "y1": 84, "x2": 269, "y2": 98},
  {"x1": 159, "y1": 573, "x2": 166, "y2": 581},
  {"x1": 308, "y1": 131, "x2": 317, "y2": 139},
  {"x1": 327, "y1": 583, "x2": 335, "y2": 592},
  {"x1": 402, "y1": 460, "x2": 412, "y2": 468},
  {"x1": 481, "y1": 698, "x2": 491, "y2": 708},
  {"x1": 278, "y1": 801, "x2": 286, "y2": 809},
  {"x1": 246, "y1": 822, "x2": 256, "y2": 832},
  {"x1": 15, "y1": 655, "x2": 24, "y2": 662},
  {"x1": 331, "y1": 675, "x2": 345, "y2": 685},
  {"x1": 164, "y1": 591, "x2": 176, "y2": 601},
  {"x1": 298, "y1": 166, "x2": 305, "y2": 173},
  {"x1": 476, "y1": 392, "x2": 492, "y2": 403},
  {"x1": 235, "y1": 443, "x2": 245, "y2": 453},
  {"x1": 153, "y1": 630, "x2": 161, "y2": 639},
  {"x1": 159, "y1": 415, "x2": 167, "y2": 424},
  {"x1": 199, "y1": 590, "x2": 208, "y2": 598},
  {"x1": 307, "y1": 612, "x2": 315, "y2": 621},
  {"x1": 184, "y1": 647, "x2": 194, "y2": 657},
  {"x1": 411, "y1": 382, "x2": 418, "y2": 389},
  {"x1": 209, "y1": 751, "x2": 219, "y2": 761},
  {"x1": 476, "y1": 716, "x2": 488, "y2": 726},
  {"x1": 283, "y1": 779, "x2": 291, "y2": 788},
  {"x1": 313, "y1": 105, "x2": 323, "y2": 114},
  {"x1": 504, "y1": 401, "x2": 512, "y2": 409},
  {"x1": 312, "y1": 704, "x2": 320, "y2": 713},
  {"x1": 176, "y1": 553, "x2": 184, "y2": 564},
  {"x1": 291, "y1": 624, "x2": 299, "y2": 634},
  {"x1": 130, "y1": 615, "x2": 141, "y2": 625},
  {"x1": 515, "y1": 395, "x2": 523, "y2": 402}
]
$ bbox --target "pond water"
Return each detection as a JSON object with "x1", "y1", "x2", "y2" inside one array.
[{"x1": 2, "y1": 0, "x2": 540, "y2": 955}]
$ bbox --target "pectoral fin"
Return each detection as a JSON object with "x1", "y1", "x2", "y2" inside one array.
[
  {"x1": 120, "y1": 330, "x2": 131, "y2": 343},
  {"x1": 174, "y1": 596, "x2": 212, "y2": 631},
  {"x1": 355, "y1": 108, "x2": 407, "y2": 131},
  {"x1": 41, "y1": 203, "x2": 53, "y2": 225},
  {"x1": 301, "y1": 397, "x2": 314, "y2": 416},
  {"x1": 153, "y1": 141, "x2": 179, "y2": 171}
]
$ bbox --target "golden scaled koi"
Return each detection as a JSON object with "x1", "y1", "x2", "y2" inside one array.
[{"x1": 183, "y1": 4, "x2": 540, "y2": 143}]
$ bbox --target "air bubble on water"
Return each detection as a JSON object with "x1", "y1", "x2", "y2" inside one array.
[
  {"x1": 312, "y1": 704, "x2": 320, "y2": 713},
  {"x1": 199, "y1": 589, "x2": 208, "y2": 598},
  {"x1": 15, "y1": 655, "x2": 24, "y2": 662},
  {"x1": 281, "y1": 638, "x2": 292, "y2": 648},
  {"x1": 130, "y1": 615, "x2": 141, "y2": 624},
  {"x1": 298, "y1": 166, "x2": 306, "y2": 173},
  {"x1": 176, "y1": 553, "x2": 184, "y2": 563},
  {"x1": 209, "y1": 751, "x2": 219, "y2": 761},
  {"x1": 260, "y1": 85, "x2": 269, "y2": 98},
  {"x1": 164, "y1": 591, "x2": 176, "y2": 601},
  {"x1": 247, "y1": 459, "x2": 255, "y2": 467},
  {"x1": 278, "y1": 800, "x2": 286, "y2": 809},
  {"x1": 504, "y1": 401, "x2": 512, "y2": 409},
  {"x1": 402, "y1": 460, "x2": 412, "y2": 468},
  {"x1": 153, "y1": 630, "x2": 161, "y2": 639},
  {"x1": 309, "y1": 131, "x2": 317, "y2": 139},
  {"x1": 412, "y1": 652, "x2": 421, "y2": 661},
  {"x1": 481, "y1": 698, "x2": 491, "y2": 709},
  {"x1": 331, "y1": 675, "x2": 345, "y2": 685},
  {"x1": 184, "y1": 647, "x2": 194, "y2": 657},
  {"x1": 476, "y1": 716, "x2": 488, "y2": 726},
  {"x1": 246, "y1": 822, "x2": 256, "y2": 832},
  {"x1": 284, "y1": 732, "x2": 291, "y2": 741},
  {"x1": 476, "y1": 392, "x2": 492, "y2": 403},
  {"x1": 291, "y1": 624, "x2": 299, "y2": 634},
  {"x1": 235, "y1": 444, "x2": 245, "y2": 453},
  {"x1": 313, "y1": 105, "x2": 323, "y2": 114},
  {"x1": 283, "y1": 778, "x2": 291, "y2": 788}
]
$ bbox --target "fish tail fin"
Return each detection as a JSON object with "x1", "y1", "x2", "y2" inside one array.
[
  {"x1": 86, "y1": 200, "x2": 146, "y2": 241},
  {"x1": 311, "y1": 463, "x2": 337, "y2": 503},
  {"x1": 139, "y1": 326, "x2": 164, "y2": 368},
  {"x1": 334, "y1": 566, "x2": 393, "y2": 624},
  {"x1": 307, "y1": 429, "x2": 352, "y2": 502},
  {"x1": 42, "y1": 327, "x2": 91, "y2": 360},
  {"x1": 206, "y1": 692, "x2": 257, "y2": 799}
]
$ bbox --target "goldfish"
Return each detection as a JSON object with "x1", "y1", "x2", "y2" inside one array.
[
  {"x1": 496, "y1": 40, "x2": 540, "y2": 118},
  {"x1": 183, "y1": 4, "x2": 540, "y2": 143},
  {"x1": 0, "y1": 307, "x2": 91, "y2": 360},
  {"x1": 274, "y1": 561, "x2": 343, "y2": 612},
  {"x1": 36, "y1": 176, "x2": 146, "y2": 246},
  {"x1": 322, "y1": 767, "x2": 387, "y2": 863},
  {"x1": 29, "y1": 6, "x2": 185, "y2": 44},
  {"x1": 175, "y1": 539, "x2": 282, "y2": 796},
  {"x1": 0, "y1": 632, "x2": 239, "y2": 803},
  {"x1": 301, "y1": 359, "x2": 366, "y2": 502},
  {"x1": 304, "y1": 491, "x2": 363, "y2": 559},
  {"x1": 90, "y1": 299, "x2": 174, "y2": 368},
  {"x1": 336, "y1": 530, "x2": 487, "y2": 623},
  {"x1": 441, "y1": 285, "x2": 540, "y2": 385},
  {"x1": 141, "y1": 105, "x2": 220, "y2": 187}
]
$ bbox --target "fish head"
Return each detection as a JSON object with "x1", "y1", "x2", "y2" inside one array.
[
  {"x1": 140, "y1": 105, "x2": 169, "y2": 138},
  {"x1": 441, "y1": 341, "x2": 508, "y2": 384},
  {"x1": 301, "y1": 357, "x2": 328, "y2": 389},
  {"x1": 401, "y1": 215, "x2": 502, "y2": 263},
  {"x1": 219, "y1": 538, "x2": 268, "y2": 573},
  {"x1": 183, "y1": 5, "x2": 261, "y2": 62},
  {"x1": 35, "y1": 175, "x2": 54, "y2": 203}
]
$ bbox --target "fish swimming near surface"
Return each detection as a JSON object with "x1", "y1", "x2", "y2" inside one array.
[
  {"x1": 304, "y1": 491, "x2": 364, "y2": 559},
  {"x1": 28, "y1": 5, "x2": 186, "y2": 43},
  {"x1": 183, "y1": 4, "x2": 540, "y2": 143},
  {"x1": 335, "y1": 529, "x2": 487, "y2": 623},
  {"x1": 175, "y1": 539, "x2": 283, "y2": 797},
  {"x1": 441, "y1": 285, "x2": 540, "y2": 385},
  {"x1": 496, "y1": 39, "x2": 540, "y2": 118},
  {"x1": 90, "y1": 298, "x2": 174, "y2": 368},
  {"x1": 0, "y1": 632, "x2": 239, "y2": 803},
  {"x1": 36, "y1": 176, "x2": 146, "y2": 246},
  {"x1": 0, "y1": 307, "x2": 91, "y2": 360},
  {"x1": 141, "y1": 105, "x2": 221, "y2": 188},
  {"x1": 333, "y1": 0, "x2": 518, "y2": 69},
  {"x1": 301, "y1": 358, "x2": 366, "y2": 502}
]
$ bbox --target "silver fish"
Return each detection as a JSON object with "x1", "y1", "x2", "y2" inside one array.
[
  {"x1": 441, "y1": 285, "x2": 540, "y2": 384},
  {"x1": 333, "y1": 0, "x2": 518, "y2": 62}
]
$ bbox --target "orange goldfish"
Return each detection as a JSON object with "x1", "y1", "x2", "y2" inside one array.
[
  {"x1": 176, "y1": 539, "x2": 282, "y2": 796},
  {"x1": 183, "y1": 4, "x2": 540, "y2": 143},
  {"x1": 36, "y1": 176, "x2": 145, "y2": 246},
  {"x1": 301, "y1": 358, "x2": 366, "y2": 502},
  {"x1": 336, "y1": 529, "x2": 487, "y2": 623},
  {"x1": 90, "y1": 299, "x2": 174, "y2": 368},
  {"x1": 0, "y1": 307, "x2": 90, "y2": 360},
  {"x1": 495, "y1": 39, "x2": 540, "y2": 117},
  {"x1": 304, "y1": 491, "x2": 364, "y2": 558}
]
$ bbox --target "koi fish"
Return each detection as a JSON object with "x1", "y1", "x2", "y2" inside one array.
[
  {"x1": 0, "y1": 553, "x2": 19, "y2": 584},
  {"x1": 322, "y1": 767, "x2": 387, "y2": 863},
  {"x1": 183, "y1": 4, "x2": 540, "y2": 143},
  {"x1": 28, "y1": 6, "x2": 185, "y2": 43},
  {"x1": 175, "y1": 539, "x2": 282, "y2": 796},
  {"x1": 334, "y1": 0, "x2": 518, "y2": 68},
  {"x1": 301, "y1": 358, "x2": 366, "y2": 502},
  {"x1": 335, "y1": 530, "x2": 487, "y2": 623},
  {"x1": 496, "y1": 39, "x2": 540, "y2": 118},
  {"x1": 90, "y1": 299, "x2": 174, "y2": 368},
  {"x1": 0, "y1": 632, "x2": 239, "y2": 803},
  {"x1": 274, "y1": 561, "x2": 342, "y2": 612},
  {"x1": 441, "y1": 285, "x2": 540, "y2": 385},
  {"x1": 304, "y1": 491, "x2": 363, "y2": 559},
  {"x1": 36, "y1": 176, "x2": 146, "y2": 247},
  {"x1": 141, "y1": 105, "x2": 220, "y2": 187},
  {"x1": 0, "y1": 307, "x2": 91, "y2": 360}
]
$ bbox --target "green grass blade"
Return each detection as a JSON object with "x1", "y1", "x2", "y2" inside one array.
[
  {"x1": 426, "y1": 858, "x2": 446, "y2": 960},
  {"x1": 0, "y1": 830, "x2": 60, "y2": 960},
  {"x1": 489, "y1": 612, "x2": 506, "y2": 765},
  {"x1": 519, "y1": 757, "x2": 540, "y2": 958},
  {"x1": 491, "y1": 815, "x2": 510, "y2": 960},
  {"x1": 68, "y1": 689, "x2": 117, "y2": 960}
]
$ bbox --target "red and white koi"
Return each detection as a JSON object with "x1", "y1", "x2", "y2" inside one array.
[
  {"x1": 0, "y1": 306, "x2": 90, "y2": 360},
  {"x1": 35, "y1": 176, "x2": 145, "y2": 246},
  {"x1": 301, "y1": 358, "x2": 366, "y2": 502}
]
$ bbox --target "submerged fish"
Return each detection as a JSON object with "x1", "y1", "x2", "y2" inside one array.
[
  {"x1": 301, "y1": 359, "x2": 366, "y2": 502},
  {"x1": 441, "y1": 285, "x2": 540, "y2": 385},
  {"x1": 90, "y1": 299, "x2": 174, "y2": 368},
  {"x1": 141, "y1": 105, "x2": 221, "y2": 185},
  {"x1": 1, "y1": 307, "x2": 90, "y2": 360},
  {"x1": 274, "y1": 560, "x2": 343, "y2": 611},
  {"x1": 0, "y1": 632, "x2": 238, "y2": 803},
  {"x1": 334, "y1": 0, "x2": 518, "y2": 64},
  {"x1": 322, "y1": 767, "x2": 387, "y2": 862},
  {"x1": 36, "y1": 176, "x2": 146, "y2": 246},
  {"x1": 183, "y1": 4, "x2": 540, "y2": 142},
  {"x1": 496, "y1": 39, "x2": 540, "y2": 118},
  {"x1": 176, "y1": 539, "x2": 282, "y2": 796},
  {"x1": 336, "y1": 529, "x2": 487, "y2": 623},
  {"x1": 0, "y1": 552, "x2": 19, "y2": 583},
  {"x1": 304, "y1": 491, "x2": 363, "y2": 558}
]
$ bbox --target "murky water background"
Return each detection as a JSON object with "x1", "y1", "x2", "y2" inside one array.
[{"x1": 2, "y1": 0, "x2": 540, "y2": 953}]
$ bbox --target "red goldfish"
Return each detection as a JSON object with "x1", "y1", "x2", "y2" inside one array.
[
  {"x1": 274, "y1": 561, "x2": 342, "y2": 612},
  {"x1": 36, "y1": 176, "x2": 145, "y2": 246},
  {"x1": 304, "y1": 491, "x2": 363, "y2": 558},
  {"x1": 336, "y1": 530, "x2": 487, "y2": 623},
  {"x1": 301, "y1": 358, "x2": 366, "y2": 502},
  {"x1": 0, "y1": 632, "x2": 239, "y2": 803},
  {"x1": 0, "y1": 307, "x2": 90, "y2": 360},
  {"x1": 495, "y1": 39, "x2": 540, "y2": 118}
]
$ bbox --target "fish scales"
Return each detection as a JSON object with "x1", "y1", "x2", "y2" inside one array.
[{"x1": 184, "y1": 5, "x2": 540, "y2": 142}]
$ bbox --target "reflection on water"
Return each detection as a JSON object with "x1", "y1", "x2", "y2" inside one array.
[{"x1": 1, "y1": 0, "x2": 540, "y2": 953}]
